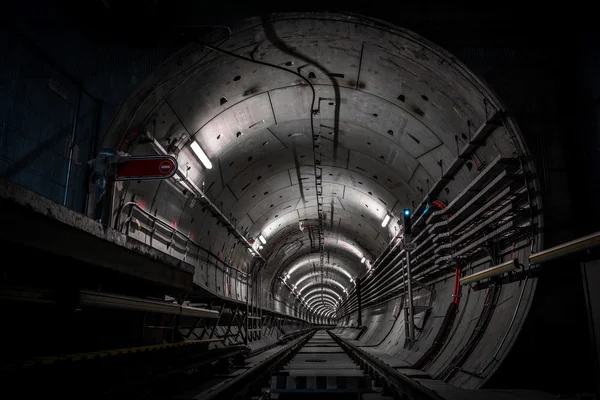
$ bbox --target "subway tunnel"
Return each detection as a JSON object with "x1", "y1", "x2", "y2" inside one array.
[{"x1": 1, "y1": 5, "x2": 599, "y2": 400}]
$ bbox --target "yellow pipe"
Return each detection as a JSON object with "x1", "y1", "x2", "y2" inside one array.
[
  {"x1": 529, "y1": 231, "x2": 600, "y2": 265},
  {"x1": 460, "y1": 259, "x2": 520, "y2": 285}
]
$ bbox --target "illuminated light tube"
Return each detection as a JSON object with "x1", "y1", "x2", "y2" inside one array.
[
  {"x1": 190, "y1": 141, "x2": 212, "y2": 169},
  {"x1": 360, "y1": 257, "x2": 366, "y2": 264},
  {"x1": 313, "y1": 301, "x2": 338, "y2": 309},
  {"x1": 460, "y1": 259, "x2": 520, "y2": 286},
  {"x1": 382, "y1": 214, "x2": 390, "y2": 228},
  {"x1": 306, "y1": 295, "x2": 338, "y2": 306},
  {"x1": 303, "y1": 288, "x2": 342, "y2": 302},
  {"x1": 307, "y1": 296, "x2": 338, "y2": 307},
  {"x1": 529, "y1": 231, "x2": 600, "y2": 265},
  {"x1": 307, "y1": 299, "x2": 338, "y2": 310},
  {"x1": 298, "y1": 278, "x2": 346, "y2": 295},
  {"x1": 313, "y1": 298, "x2": 336, "y2": 307},
  {"x1": 259, "y1": 235, "x2": 267, "y2": 245}
]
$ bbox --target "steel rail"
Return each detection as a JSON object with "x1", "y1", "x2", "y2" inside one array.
[
  {"x1": 329, "y1": 330, "x2": 446, "y2": 400},
  {"x1": 194, "y1": 330, "x2": 315, "y2": 400}
]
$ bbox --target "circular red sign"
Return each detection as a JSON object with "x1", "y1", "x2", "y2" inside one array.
[{"x1": 159, "y1": 160, "x2": 174, "y2": 174}]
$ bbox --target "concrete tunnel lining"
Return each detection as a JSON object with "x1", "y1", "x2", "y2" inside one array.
[{"x1": 102, "y1": 12, "x2": 542, "y2": 388}]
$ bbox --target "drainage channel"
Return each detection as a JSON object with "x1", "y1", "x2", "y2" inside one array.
[{"x1": 182, "y1": 329, "x2": 444, "y2": 400}]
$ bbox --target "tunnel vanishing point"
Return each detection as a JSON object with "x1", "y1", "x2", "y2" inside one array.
[{"x1": 1, "y1": 11, "x2": 599, "y2": 400}]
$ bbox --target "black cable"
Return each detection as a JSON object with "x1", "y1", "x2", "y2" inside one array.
[{"x1": 198, "y1": 41, "x2": 317, "y2": 142}]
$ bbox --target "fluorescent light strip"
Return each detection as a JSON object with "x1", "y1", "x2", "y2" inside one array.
[
  {"x1": 382, "y1": 214, "x2": 390, "y2": 227},
  {"x1": 298, "y1": 277, "x2": 346, "y2": 295},
  {"x1": 306, "y1": 295, "x2": 338, "y2": 307},
  {"x1": 303, "y1": 287, "x2": 343, "y2": 302},
  {"x1": 259, "y1": 235, "x2": 267, "y2": 245},
  {"x1": 190, "y1": 141, "x2": 213, "y2": 169}
]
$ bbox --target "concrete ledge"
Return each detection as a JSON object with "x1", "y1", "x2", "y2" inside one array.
[{"x1": 0, "y1": 178, "x2": 194, "y2": 293}]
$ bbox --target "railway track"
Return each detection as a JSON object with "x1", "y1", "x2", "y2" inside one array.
[
  {"x1": 183, "y1": 329, "x2": 444, "y2": 400},
  {"x1": 3, "y1": 328, "x2": 444, "y2": 399}
]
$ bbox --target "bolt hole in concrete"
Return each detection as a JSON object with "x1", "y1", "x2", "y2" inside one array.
[
  {"x1": 329, "y1": 102, "x2": 335, "y2": 106},
  {"x1": 373, "y1": 113, "x2": 378, "y2": 117},
  {"x1": 388, "y1": 130, "x2": 394, "y2": 136},
  {"x1": 233, "y1": 75, "x2": 241, "y2": 81},
  {"x1": 421, "y1": 94, "x2": 429, "y2": 101},
  {"x1": 217, "y1": 134, "x2": 222, "y2": 139},
  {"x1": 220, "y1": 96, "x2": 228, "y2": 105},
  {"x1": 285, "y1": 61, "x2": 293, "y2": 66},
  {"x1": 398, "y1": 94, "x2": 405, "y2": 102},
  {"x1": 308, "y1": 72, "x2": 316, "y2": 79},
  {"x1": 237, "y1": 131, "x2": 243, "y2": 138}
]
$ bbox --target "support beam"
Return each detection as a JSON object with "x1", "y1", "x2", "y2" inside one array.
[
  {"x1": 356, "y1": 277, "x2": 363, "y2": 327},
  {"x1": 405, "y1": 235, "x2": 415, "y2": 346}
]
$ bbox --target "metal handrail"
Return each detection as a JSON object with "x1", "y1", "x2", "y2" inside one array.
[
  {"x1": 120, "y1": 201, "x2": 249, "y2": 278},
  {"x1": 150, "y1": 138, "x2": 266, "y2": 263}
]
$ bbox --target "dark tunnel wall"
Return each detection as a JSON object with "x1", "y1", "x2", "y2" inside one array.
[{"x1": 2, "y1": 2, "x2": 599, "y2": 394}]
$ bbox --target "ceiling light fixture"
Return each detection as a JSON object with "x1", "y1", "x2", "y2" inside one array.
[
  {"x1": 360, "y1": 257, "x2": 366, "y2": 264},
  {"x1": 259, "y1": 235, "x2": 267, "y2": 245},
  {"x1": 190, "y1": 141, "x2": 212, "y2": 169},
  {"x1": 382, "y1": 214, "x2": 391, "y2": 228}
]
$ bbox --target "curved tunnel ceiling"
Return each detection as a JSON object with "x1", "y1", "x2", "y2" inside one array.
[{"x1": 108, "y1": 13, "x2": 526, "y2": 317}]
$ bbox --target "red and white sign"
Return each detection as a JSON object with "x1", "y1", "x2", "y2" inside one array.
[{"x1": 114, "y1": 155, "x2": 178, "y2": 181}]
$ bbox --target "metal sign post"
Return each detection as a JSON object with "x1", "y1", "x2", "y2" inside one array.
[
  {"x1": 405, "y1": 234, "x2": 416, "y2": 347},
  {"x1": 90, "y1": 151, "x2": 178, "y2": 226},
  {"x1": 402, "y1": 208, "x2": 416, "y2": 347}
]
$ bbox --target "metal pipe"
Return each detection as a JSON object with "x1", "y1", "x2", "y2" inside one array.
[
  {"x1": 84, "y1": 100, "x2": 103, "y2": 217},
  {"x1": 529, "y1": 231, "x2": 600, "y2": 265},
  {"x1": 460, "y1": 259, "x2": 520, "y2": 286},
  {"x1": 79, "y1": 290, "x2": 219, "y2": 318},
  {"x1": 63, "y1": 87, "x2": 81, "y2": 206},
  {"x1": 245, "y1": 273, "x2": 249, "y2": 345},
  {"x1": 151, "y1": 139, "x2": 265, "y2": 262},
  {"x1": 356, "y1": 277, "x2": 363, "y2": 327},
  {"x1": 0, "y1": 287, "x2": 219, "y2": 318},
  {"x1": 405, "y1": 236, "x2": 416, "y2": 345},
  {"x1": 120, "y1": 201, "x2": 248, "y2": 277}
]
